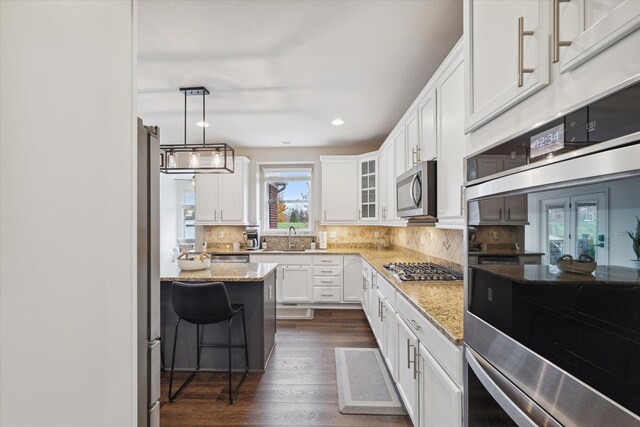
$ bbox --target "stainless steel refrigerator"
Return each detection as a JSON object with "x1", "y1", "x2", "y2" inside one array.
[{"x1": 137, "y1": 118, "x2": 161, "y2": 427}]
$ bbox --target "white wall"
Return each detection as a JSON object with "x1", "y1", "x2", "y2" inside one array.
[
  {"x1": 235, "y1": 145, "x2": 378, "y2": 229},
  {"x1": 525, "y1": 176, "x2": 640, "y2": 268},
  {"x1": 0, "y1": 2, "x2": 136, "y2": 426}
]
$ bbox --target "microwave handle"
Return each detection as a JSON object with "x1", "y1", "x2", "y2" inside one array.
[
  {"x1": 410, "y1": 174, "x2": 422, "y2": 206},
  {"x1": 466, "y1": 347, "x2": 561, "y2": 427}
]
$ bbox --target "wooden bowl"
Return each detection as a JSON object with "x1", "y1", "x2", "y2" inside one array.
[{"x1": 556, "y1": 254, "x2": 597, "y2": 275}]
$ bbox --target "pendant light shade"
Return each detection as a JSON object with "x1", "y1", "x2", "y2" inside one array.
[{"x1": 160, "y1": 86, "x2": 235, "y2": 174}]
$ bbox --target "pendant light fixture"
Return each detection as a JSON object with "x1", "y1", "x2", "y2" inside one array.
[{"x1": 160, "y1": 86, "x2": 234, "y2": 174}]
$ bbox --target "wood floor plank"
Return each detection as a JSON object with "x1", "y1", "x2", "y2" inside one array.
[{"x1": 160, "y1": 308, "x2": 411, "y2": 427}]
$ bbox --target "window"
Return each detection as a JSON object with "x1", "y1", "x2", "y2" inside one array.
[
  {"x1": 263, "y1": 167, "x2": 311, "y2": 231},
  {"x1": 181, "y1": 189, "x2": 195, "y2": 240}
]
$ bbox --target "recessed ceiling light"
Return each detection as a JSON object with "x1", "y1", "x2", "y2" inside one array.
[
  {"x1": 196, "y1": 121, "x2": 210, "y2": 128},
  {"x1": 331, "y1": 118, "x2": 344, "y2": 126},
  {"x1": 282, "y1": 141, "x2": 292, "y2": 145}
]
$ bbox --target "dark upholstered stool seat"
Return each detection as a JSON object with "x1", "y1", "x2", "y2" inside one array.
[{"x1": 168, "y1": 281, "x2": 249, "y2": 404}]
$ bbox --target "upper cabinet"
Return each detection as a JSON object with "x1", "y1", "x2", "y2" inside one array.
[
  {"x1": 358, "y1": 155, "x2": 378, "y2": 222},
  {"x1": 418, "y1": 89, "x2": 437, "y2": 162},
  {"x1": 436, "y1": 46, "x2": 466, "y2": 228},
  {"x1": 405, "y1": 110, "x2": 420, "y2": 170},
  {"x1": 557, "y1": 0, "x2": 640, "y2": 72},
  {"x1": 394, "y1": 127, "x2": 408, "y2": 177},
  {"x1": 464, "y1": 0, "x2": 640, "y2": 140},
  {"x1": 321, "y1": 156, "x2": 359, "y2": 224},
  {"x1": 195, "y1": 157, "x2": 249, "y2": 225},
  {"x1": 464, "y1": 0, "x2": 550, "y2": 132}
]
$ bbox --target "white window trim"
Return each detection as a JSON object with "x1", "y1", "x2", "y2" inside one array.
[{"x1": 260, "y1": 164, "x2": 314, "y2": 234}]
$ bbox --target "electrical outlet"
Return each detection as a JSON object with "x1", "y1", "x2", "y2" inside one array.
[
  {"x1": 374, "y1": 232, "x2": 380, "y2": 238},
  {"x1": 219, "y1": 232, "x2": 224, "y2": 239},
  {"x1": 493, "y1": 231, "x2": 499, "y2": 240},
  {"x1": 329, "y1": 231, "x2": 337, "y2": 238}
]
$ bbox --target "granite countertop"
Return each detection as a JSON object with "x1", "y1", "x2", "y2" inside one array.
[
  {"x1": 160, "y1": 262, "x2": 278, "y2": 282},
  {"x1": 183, "y1": 246, "x2": 465, "y2": 345},
  {"x1": 473, "y1": 264, "x2": 640, "y2": 285}
]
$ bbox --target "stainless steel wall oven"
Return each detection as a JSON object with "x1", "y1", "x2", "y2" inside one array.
[{"x1": 464, "y1": 81, "x2": 640, "y2": 427}]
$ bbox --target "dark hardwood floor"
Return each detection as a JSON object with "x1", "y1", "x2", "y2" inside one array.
[{"x1": 160, "y1": 309, "x2": 412, "y2": 427}]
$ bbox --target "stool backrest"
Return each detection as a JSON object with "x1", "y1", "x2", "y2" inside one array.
[{"x1": 171, "y1": 281, "x2": 236, "y2": 324}]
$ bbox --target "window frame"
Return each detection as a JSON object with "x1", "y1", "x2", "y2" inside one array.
[{"x1": 260, "y1": 165, "x2": 313, "y2": 233}]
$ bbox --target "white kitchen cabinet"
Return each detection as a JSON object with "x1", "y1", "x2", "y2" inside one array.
[
  {"x1": 464, "y1": 0, "x2": 550, "y2": 132},
  {"x1": 418, "y1": 89, "x2": 437, "y2": 161},
  {"x1": 382, "y1": 297, "x2": 398, "y2": 381},
  {"x1": 405, "y1": 109, "x2": 420, "y2": 169},
  {"x1": 397, "y1": 314, "x2": 420, "y2": 426},
  {"x1": 358, "y1": 155, "x2": 378, "y2": 222},
  {"x1": 373, "y1": 289, "x2": 384, "y2": 349},
  {"x1": 195, "y1": 157, "x2": 249, "y2": 225},
  {"x1": 558, "y1": 0, "x2": 640, "y2": 72},
  {"x1": 436, "y1": 54, "x2": 466, "y2": 228},
  {"x1": 394, "y1": 127, "x2": 408, "y2": 177},
  {"x1": 378, "y1": 142, "x2": 398, "y2": 223},
  {"x1": 321, "y1": 156, "x2": 359, "y2": 223},
  {"x1": 280, "y1": 265, "x2": 313, "y2": 303},
  {"x1": 343, "y1": 255, "x2": 363, "y2": 303},
  {"x1": 419, "y1": 344, "x2": 463, "y2": 427}
]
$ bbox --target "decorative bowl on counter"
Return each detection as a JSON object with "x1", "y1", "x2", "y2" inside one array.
[
  {"x1": 556, "y1": 254, "x2": 597, "y2": 275},
  {"x1": 177, "y1": 252, "x2": 211, "y2": 271}
]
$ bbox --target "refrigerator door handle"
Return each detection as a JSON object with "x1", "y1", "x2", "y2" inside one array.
[{"x1": 466, "y1": 347, "x2": 561, "y2": 427}]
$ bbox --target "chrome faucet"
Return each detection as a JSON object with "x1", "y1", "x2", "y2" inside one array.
[{"x1": 288, "y1": 226, "x2": 297, "y2": 250}]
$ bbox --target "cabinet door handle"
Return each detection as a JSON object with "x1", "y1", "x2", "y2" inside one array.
[
  {"x1": 416, "y1": 146, "x2": 422, "y2": 162},
  {"x1": 269, "y1": 285, "x2": 272, "y2": 300},
  {"x1": 412, "y1": 147, "x2": 417, "y2": 166},
  {"x1": 552, "y1": 0, "x2": 572, "y2": 63},
  {"x1": 359, "y1": 209, "x2": 362, "y2": 219},
  {"x1": 381, "y1": 304, "x2": 386, "y2": 321},
  {"x1": 409, "y1": 319, "x2": 422, "y2": 331},
  {"x1": 413, "y1": 347, "x2": 421, "y2": 379},
  {"x1": 499, "y1": 208, "x2": 502, "y2": 221},
  {"x1": 407, "y1": 338, "x2": 414, "y2": 369},
  {"x1": 517, "y1": 17, "x2": 535, "y2": 87},
  {"x1": 508, "y1": 208, "x2": 511, "y2": 221},
  {"x1": 214, "y1": 209, "x2": 217, "y2": 221},
  {"x1": 324, "y1": 209, "x2": 326, "y2": 221},
  {"x1": 460, "y1": 185, "x2": 464, "y2": 216},
  {"x1": 220, "y1": 209, "x2": 223, "y2": 221}
]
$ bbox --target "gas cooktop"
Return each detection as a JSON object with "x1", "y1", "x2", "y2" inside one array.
[{"x1": 383, "y1": 262, "x2": 462, "y2": 282}]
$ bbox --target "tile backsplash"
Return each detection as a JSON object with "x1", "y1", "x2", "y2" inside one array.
[
  {"x1": 197, "y1": 224, "x2": 464, "y2": 265},
  {"x1": 389, "y1": 227, "x2": 464, "y2": 266}
]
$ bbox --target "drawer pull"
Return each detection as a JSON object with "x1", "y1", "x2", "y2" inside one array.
[
  {"x1": 321, "y1": 270, "x2": 333, "y2": 273},
  {"x1": 320, "y1": 260, "x2": 332, "y2": 263},
  {"x1": 321, "y1": 294, "x2": 333, "y2": 297},
  {"x1": 321, "y1": 280, "x2": 332, "y2": 284},
  {"x1": 409, "y1": 319, "x2": 422, "y2": 331}
]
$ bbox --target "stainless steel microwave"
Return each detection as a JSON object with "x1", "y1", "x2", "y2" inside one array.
[{"x1": 396, "y1": 160, "x2": 437, "y2": 219}]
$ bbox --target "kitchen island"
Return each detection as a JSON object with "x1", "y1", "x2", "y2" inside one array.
[{"x1": 160, "y1": 262, "x2": 277, "y2": 372}]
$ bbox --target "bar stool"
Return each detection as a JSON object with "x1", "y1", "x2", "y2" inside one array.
[{"x1": 168, "y1": 281, "x2": 249, "y2": 404}]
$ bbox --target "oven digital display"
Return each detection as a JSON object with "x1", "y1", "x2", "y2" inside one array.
[{"x1": 530, "y1": 123, "x2": 565, "y2": 159}]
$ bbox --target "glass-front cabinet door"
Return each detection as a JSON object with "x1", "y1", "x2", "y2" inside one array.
[{"x1": 359, "y1": 156, "x2": 377, "y2": 221}]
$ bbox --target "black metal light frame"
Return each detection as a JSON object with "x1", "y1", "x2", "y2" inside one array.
[{"x1": 159, "y1": 86, "x2": 235, "y2": 174}]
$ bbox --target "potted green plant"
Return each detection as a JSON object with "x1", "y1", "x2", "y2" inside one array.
[{"x1": 627, "y1": 216, "x2": 640, "y2": 261}]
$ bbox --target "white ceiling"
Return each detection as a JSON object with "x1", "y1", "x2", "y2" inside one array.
[{"x1": 138, "y1": 0, "x2": 462, "y2": 148}]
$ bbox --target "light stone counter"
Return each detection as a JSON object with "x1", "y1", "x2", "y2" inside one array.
[
  {"x1": 160, "y1": 262, "x2": 277, "y2": 282},
  {"x1": 246, "y1": 246, "x2": 464, "y2": 345}
]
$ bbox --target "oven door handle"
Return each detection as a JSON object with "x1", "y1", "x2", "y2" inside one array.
[{"x1": 465, "y1": 347, "x2": 562, "y2": 427}]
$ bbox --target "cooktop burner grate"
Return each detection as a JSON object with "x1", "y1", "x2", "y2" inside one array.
[{"x1": 383, "y1": 262, "x2": 462, "y2": 282}]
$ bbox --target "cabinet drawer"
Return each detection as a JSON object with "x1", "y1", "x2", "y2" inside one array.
[
  {"x1": 396, "y1": 294, "x2": 463, "y2": 386},
  {"x1": 313, "y1": 266, "x2": 342, "y2": 276},
  {"x1": 313, "y1": 276, "x2": 342, "y2": 287},
  {"x1": 313, "y1": 287, "x2": 341, "y2": 302},
  {"x1": 376, "y1": 274, "x2": 396, "y2": 308},
  {"x1": 314, "y1": 255, "x2": 343, "y2": 266}
]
